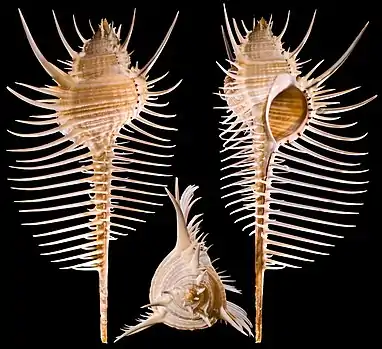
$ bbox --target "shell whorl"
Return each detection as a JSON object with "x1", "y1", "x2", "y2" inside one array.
[{"x1": 115, "y1": 179, "x2": 253, "y2": 342}]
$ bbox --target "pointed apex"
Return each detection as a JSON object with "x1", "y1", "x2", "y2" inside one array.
[
  {"x1": 255, "y1": 17, "x2": 268, "y2": 30},
  {"x1": 93, "y1": 18, "x2": 113, "y2": 39},
  {"x1": 82, "y1": 18, "x2": 122, "y2": 56},
  {"x1": 98, "y1": 19, "x2": 110, "y2": 35},
  {"x1": 102, "y1": 18, "x2": 109, "y2": 31}
]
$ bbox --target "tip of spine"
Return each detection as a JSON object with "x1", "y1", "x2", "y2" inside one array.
[{"x1": 18, "y1": 8, "x2": 24, "y2": 20}]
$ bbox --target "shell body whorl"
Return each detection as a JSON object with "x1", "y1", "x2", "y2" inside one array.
[{"x1": 223, "y1": 19, "x2": 305, "y2": 148}]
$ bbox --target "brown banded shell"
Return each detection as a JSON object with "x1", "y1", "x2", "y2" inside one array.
[
  {"x1": 218, "y1": 5, "x2": 377, "y2": 343},
  {"x1": 115, "y1": 179, "x2": 253, "y2": 342}
]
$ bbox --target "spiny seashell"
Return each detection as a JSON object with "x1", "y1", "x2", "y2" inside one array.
[
  {"x1": 7, "y1": 9, "x2": 180, "y2": 343},
  {"x1": 115, "y1": 178, "x2": 253, "y2": 342},
  {"x1": 217, "y1": 5, "x2": 377, "y2": 343}
]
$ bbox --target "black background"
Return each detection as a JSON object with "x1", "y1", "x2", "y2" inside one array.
[{"x1": 3, "y1": 1, "x2": 379, "y2": 348}]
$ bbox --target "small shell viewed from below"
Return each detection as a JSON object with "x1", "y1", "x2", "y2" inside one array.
[
  {"x1": 115, "y1": 178, "x2": 253, "y2": 342},
  {"x1": 217, "y1": 4, "x2": 377, "y2": 343},
  {"x1": 7, "y1": 9, "x2": 180, "y2": 344}
]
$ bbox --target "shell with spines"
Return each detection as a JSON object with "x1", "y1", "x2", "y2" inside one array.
[
  {"x1": 7, "y1": 9, "x2": 181, "y2": 344},
  {"x1": 115, "y1": 179, "x2": 253, "y2": 342},
  {"x1": 218, "y1": 5, "x2": 376, "y2": 343}
]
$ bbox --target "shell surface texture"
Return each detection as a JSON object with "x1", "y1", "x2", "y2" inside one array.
[
  {"x1": 217, "y1": 5, "x2": 377, "y2": 343},
  {"x1": 7, "y1": 9, "x2": 181, "y2": 344},
  {"x1": 115, "y1": 178, "x2": 253, "y2": 342}
]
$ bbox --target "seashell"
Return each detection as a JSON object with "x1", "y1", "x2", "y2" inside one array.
[
  {"x1": 217, "y1": 5, "x2": 377, "y2": 343},
  {"x1": 115, "y1": 178, "x2": 253, "y2": 342},
  {"x1": 6, "y1": 9, "x2": 180, "y2": 343}
]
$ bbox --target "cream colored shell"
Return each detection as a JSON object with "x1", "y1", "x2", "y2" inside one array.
[
  {"x1": 218, "y1": 5, "x2": 376, "y2": 343},
  {"x1": 115, "y1": 179, "x2": 253, "y2": 342},
  {"x1": 7, "y1": 9, "x2": 180, "y2": 344}
]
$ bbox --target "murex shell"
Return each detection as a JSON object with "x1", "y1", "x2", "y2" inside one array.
[
  {"x1": 218, "y1": 4, "x2": 376, "y2": 343},
  {"x1": 115, "y1": 179, "x2": 253, "y2": 342},
  {"x1": 7, "y1": 9, "x2": 180, "y2": 344}
]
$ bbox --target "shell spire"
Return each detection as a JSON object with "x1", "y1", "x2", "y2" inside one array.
[
  {"x1": 255, "y1": 18, "x2": 269, "y2": 30},
  {"x1": 7, "y1": 9, "x2": 180, "y2": 344},
  {"x1": 218, "y1": 5, "x2": 376, "y2": 343},
  {"x1": 115, "y1": 178, "x2": 253, "y2": 342}
]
